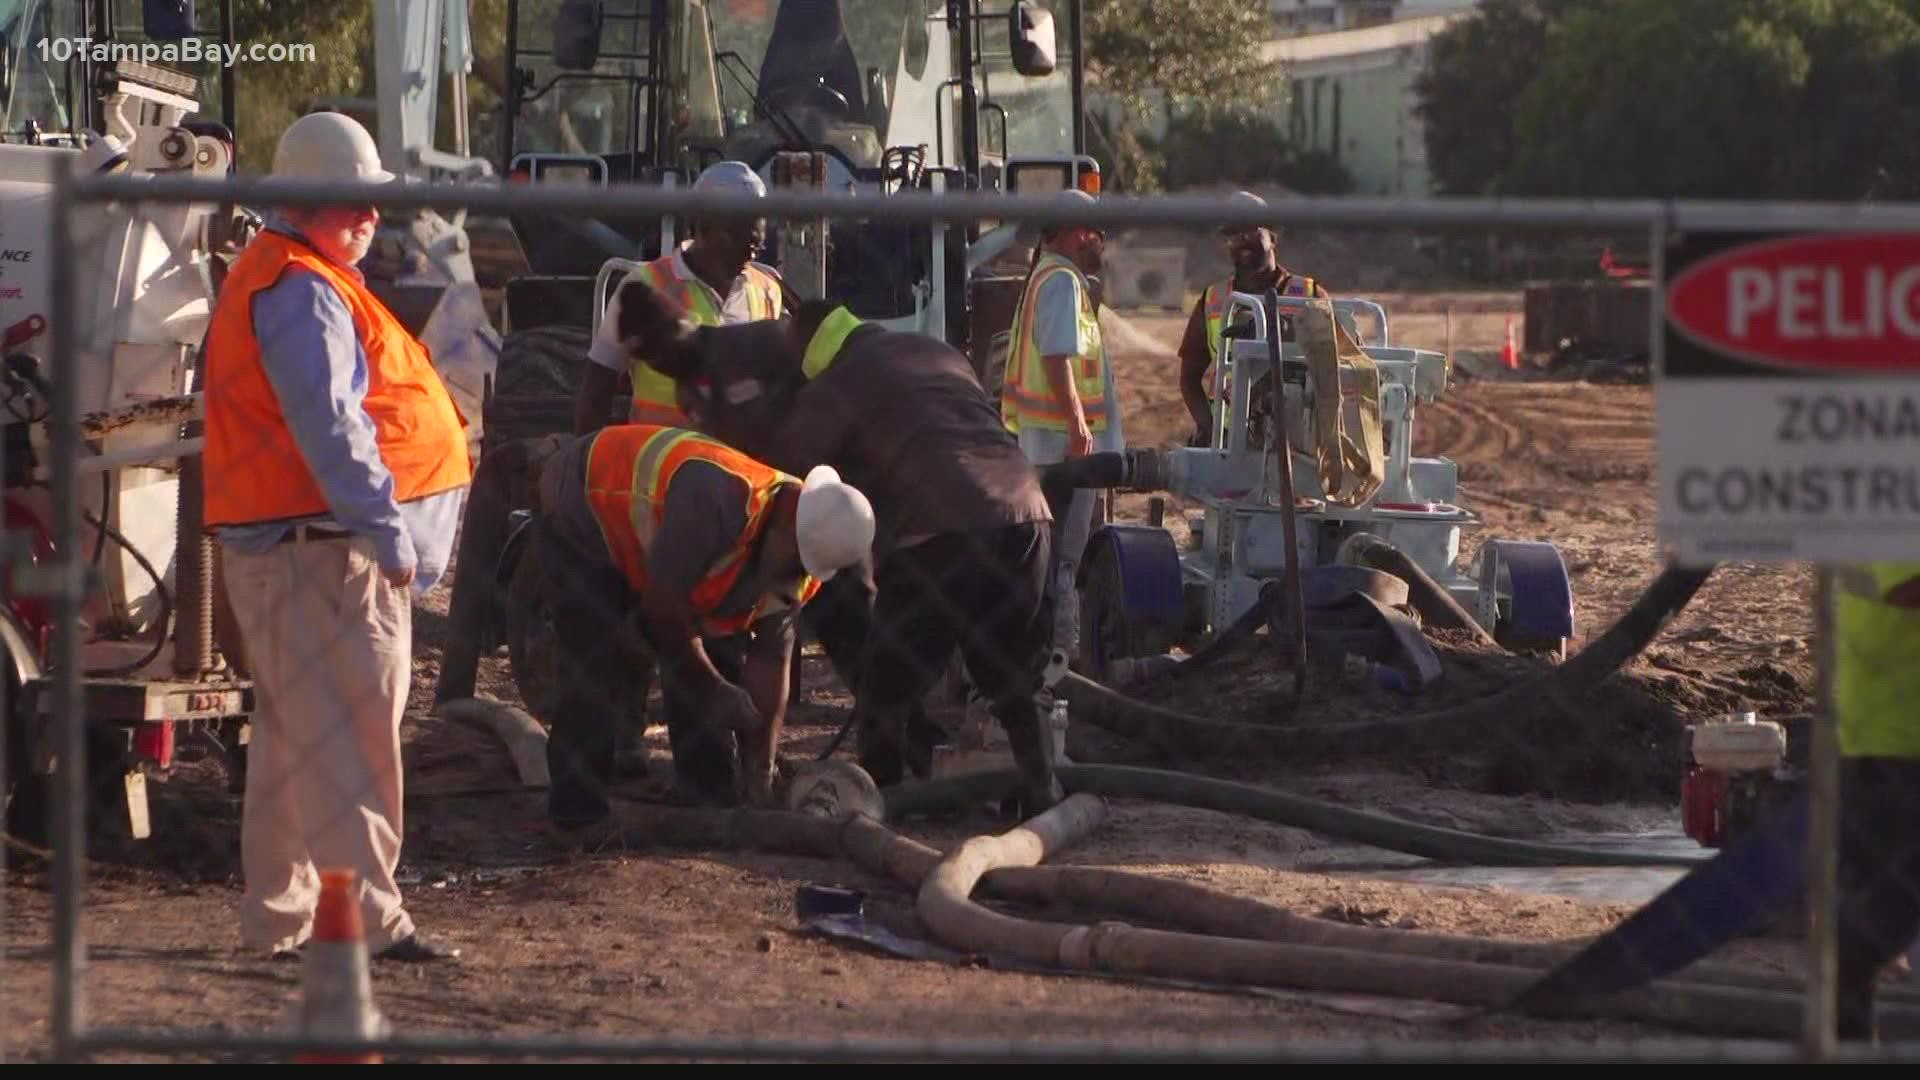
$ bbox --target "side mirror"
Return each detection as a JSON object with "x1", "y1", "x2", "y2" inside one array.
[
  {"x1": 1009, "y1": 2, "x2": 1056, "y2": 78},
  {"x1": 553, "y1": 0, "x2": 604, "y2": 71},
  {"x1": 143, "y1": 0, "x2": 195, "y2": 40}
]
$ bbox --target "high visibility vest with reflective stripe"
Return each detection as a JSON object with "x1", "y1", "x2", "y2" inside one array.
[
  {"x1": 202, "y1": 230, "x2": 472, "y2": 527},
  {"x1": 623, "y1": 256, "x2": 784, "y2": 425},
  {"x1": 582, "y1": 424, "x2": 820, "y2": 637},
  {"x1": 1203, "y1": 272, "x2": 1321, "y2": 366},
  {"x1": 1833, "y1": 562, "x2": 1920, "y2": 760},
  {"x1": 1002, "y1": 252, "x2": 1109, "y2": 434}
]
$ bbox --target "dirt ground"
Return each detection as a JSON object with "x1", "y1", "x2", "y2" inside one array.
[{"x1": 2, "y1": 291, "x2": 1834, "y2": 1061}]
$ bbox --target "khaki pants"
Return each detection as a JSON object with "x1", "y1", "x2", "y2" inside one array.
[{"x1": 221, "y1": 534, "x2": 413, "y2": 953}]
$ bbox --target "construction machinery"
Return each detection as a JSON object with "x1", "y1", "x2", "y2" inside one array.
[
  {"x1": 1070, "y1": 291, "x2": 1578, "y2": 692},
  {"x1": 438, "y1": 0, "x2": 1105, "y2": 716},
  {"x1": 1, "y1": 0, "x2": 254, "y2": 841},
  {"x1": 477, "y1": 0, "x2": 1099, "y2": 453}
]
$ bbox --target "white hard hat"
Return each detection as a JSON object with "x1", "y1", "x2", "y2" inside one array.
[
  {"x1": 794, "y1": 465, "x2": 875, "y2": 582},
  {"x1": 272, "y1": 111, "x2": 394, "y2": 184},
  {"x1": 693, "y1": 159, "x2": 767, "y2": 197}
]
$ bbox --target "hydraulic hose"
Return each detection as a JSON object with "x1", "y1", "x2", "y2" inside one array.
[
  {"x1": 839, "y1": 799, "x2": 1915, "y2": 1040},
  {"x1": 884, "y1": 764, "x2": 1707, "y2": 868},
  {"x1": 79, "y1": 505, "x2": 172, "y2": 679},
  {"x1": 1337, "y1": 532, "x2": 1492, "y2": 644}
]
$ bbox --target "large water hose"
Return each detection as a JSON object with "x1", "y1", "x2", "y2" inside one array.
[
  {"x1": 584, "y1": 797, "x2": 1919, "y2": 1012},
  {"x1": 1336, "y1": 532, "x2": 1492, "y2": 644},
  {"x1": 876, "y1": 806, "x2": 1919, "y2": 1039},
  {"x1": 885, "y1": 763, "x2": 1705, "y2": 868}
]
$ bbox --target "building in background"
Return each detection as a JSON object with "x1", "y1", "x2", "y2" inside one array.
[
  {"x1": 1268, "y1": 0, "x2": 1473, "y2": 35},
  {"x1": 1263, "y1": 10, "x2": 1471, "y2": 196}
]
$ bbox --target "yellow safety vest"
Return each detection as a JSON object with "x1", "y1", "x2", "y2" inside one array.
[
  {"x1": 1202, "y1": 272, "x2": 1322, "y2": 365},
  {"x1": 1832, "y1": 562, "x2": 1920, "y2": 760},
  {"x1": 621, "y1": 253, "x2": 784, "y2": 424},
  {"x1": 1002, "y1": 251, "x2": 1110, "y2": 434},
  {"x1": 801, "y1": 305, "x2": 864, "y2": 379}
]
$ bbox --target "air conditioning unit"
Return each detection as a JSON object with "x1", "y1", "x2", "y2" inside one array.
[{"x1": 1100, "y1": 245, "x2": 1187, "y2": 310}]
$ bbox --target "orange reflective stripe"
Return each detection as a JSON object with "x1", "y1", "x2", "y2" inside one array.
[
  {"x1": 580, "y1": 424, "x2": 817, "y2": 635},
  {"x1": 1002, "y1": 253, "x2": 1109, "y2": 433},
  {"x1": 1004, "y1": 384, "x2": 1110, "y2": 424}
]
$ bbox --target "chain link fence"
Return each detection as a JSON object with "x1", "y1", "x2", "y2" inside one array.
[{"x1": 5, "y1": 172, "x2": 1920, "y2": 1061}]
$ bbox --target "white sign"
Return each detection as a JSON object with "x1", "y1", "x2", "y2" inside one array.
[{"x1": 1657, "y1": 231, "x2": 1920, "y2": 563}]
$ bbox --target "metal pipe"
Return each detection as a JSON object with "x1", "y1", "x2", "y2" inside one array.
[
  {"x1": 61, "y1": 172, "x2": 1802, "y2": 231},
  {"x1": 1069, "y1": 0, "x2": 1084, "y2": 156},
  {"x1": 73, "y1": 438, "x2": 203, "y2": 474},
  {"x1": 75, "y1": 173, "x2": 1920, "y2": 234},
  {"x1": 73, "y1": 1027, "x2": 1920, "y2": 1063},
  {"x1": 48, "y1": 167, "x2": 86, "y2": 1065}
]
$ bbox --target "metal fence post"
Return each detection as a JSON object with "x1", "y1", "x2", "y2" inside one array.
[
  {"x1": 1804, "y1": 566, "x2": 1839, "y2": 1059},
  {"x1": 48, "y1": 164, "x2": 88, "y2": 1064}
]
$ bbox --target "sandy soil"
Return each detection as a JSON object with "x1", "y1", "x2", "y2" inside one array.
[{"x1": 2, "y1": 291, "x2": 1830, "y2": 1062}]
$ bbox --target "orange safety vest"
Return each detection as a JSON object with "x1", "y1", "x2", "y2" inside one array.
[
  {"x1": 581, "y1": 424, "x2": 821, "y2": 636},
  {"x1": 619, "y1": 253, "x2": 783, "y2": 425},
  {"x1": 201, "y1": 230, "x2": 472, "y2": 527}
]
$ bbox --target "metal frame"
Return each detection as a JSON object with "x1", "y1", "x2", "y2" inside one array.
[{"x1": 29, "y1": 170, "x2": 1919, "y2": 1061}]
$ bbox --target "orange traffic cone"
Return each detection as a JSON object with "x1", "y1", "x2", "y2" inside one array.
[
  {"x1": 1501, "y1": 317, "x2": 1519, "y2": 370},
  {"x1": 293, "y1": 868, "x2": 388, "y2": 1063}
]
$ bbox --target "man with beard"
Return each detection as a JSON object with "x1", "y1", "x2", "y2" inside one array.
[{"x1": 1178, "y1": 189, "x2": 1330, "y2": 447}]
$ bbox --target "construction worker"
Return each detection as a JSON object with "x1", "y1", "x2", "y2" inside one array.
[
  {"x1": 201, "y1": 112, "x2": 467, "y2": 963},
  {"x1": 533, "y1": 423, "x2": 876, "y2": 827},
  {"x1": 1829, "y1": 563, "x2": 1920, "y2": 1041},
  {"x1": 1003, "y1": 187, "x2": 1124, "y2": 465},
  {"x1": 1178, "y1": 190, "x2": 1330, "y2": 446},
  {"x1": 604, "y1": 285, "x2": 1064, "y2": 813},
  {"x1": 999, "y1": 187, "x2": 1124, "y2": 619},
  {"x1": 571, "y1": 160, "x2": 786, "y2": 434}
]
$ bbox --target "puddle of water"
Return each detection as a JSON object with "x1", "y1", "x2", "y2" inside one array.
[{"x1": 1307, "y1": 829, "x2": 1704, "y2": 906}]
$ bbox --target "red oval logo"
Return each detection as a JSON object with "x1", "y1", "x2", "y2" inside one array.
[{"x1": 1667, "y1": 233, "x2": 1920, "y2": 371}]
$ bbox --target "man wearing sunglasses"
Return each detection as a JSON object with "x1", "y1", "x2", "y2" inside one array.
[{"x1": 1178, "y1": 189, "x2": 1329, "y2": 448}]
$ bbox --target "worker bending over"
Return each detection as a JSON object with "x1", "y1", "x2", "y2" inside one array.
[
  {"x1": 605, "y1": 287, "x2": 1064, "y2": 814},
  {"x1": 1829, "y1": 562, "x2": 1920, "y2": 1041},
  {"x1": 1178, "y1": 190, "x2": 1329, "y2": 447},
  {"x1": 572, "y1": 160, "x2": 785, "y2": 434},
  {"x1": 533, "y1": 423, "x2": 874, "y2": 827}
]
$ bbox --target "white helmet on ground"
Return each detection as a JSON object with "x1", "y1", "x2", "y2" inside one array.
[
  {"x1": 794, "y1": 465, "x2": 875, "y2": 582},
  {"x1": 272, "y1": 111, "x2": 394, "y2": 184}
]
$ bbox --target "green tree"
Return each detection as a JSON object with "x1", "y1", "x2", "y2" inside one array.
[
  {"x1": 1507, "y1": 0, "x2": 1920, "y2": 199},
  {"x1": 1083, "y1": 0, "x2": 1288, "y2": 192},
  {"x1": 1410, "y1": 0, "x2": 1593, "y2": 196}
]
